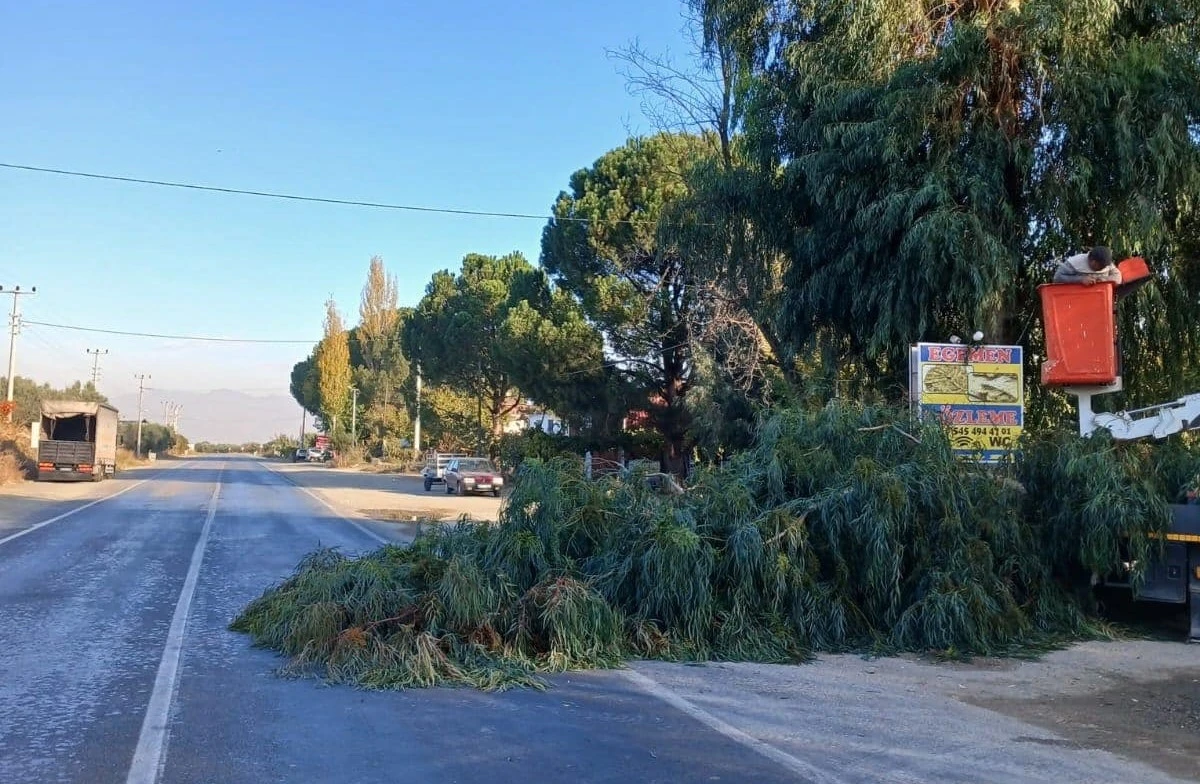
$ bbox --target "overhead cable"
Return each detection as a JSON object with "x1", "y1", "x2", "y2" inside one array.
[{"x1": 0, "y1": 162, "x2": 666, "y2": 225}]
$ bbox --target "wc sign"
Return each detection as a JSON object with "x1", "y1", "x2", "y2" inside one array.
[{"x1": 909, "y1": 342, "x2": 1025, "y2": 463}]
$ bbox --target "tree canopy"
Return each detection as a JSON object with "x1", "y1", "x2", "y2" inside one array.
[
  {"x1": 541, "y1": 133, "x2": 712, "y2": 474},
  {"x1": 316, "y1": 297, "x2": 353, "y2": 433},
  {"x1": 403, "y1": 251, "x2": 605, "y2": 449},
  {"x1": 701, "y1": 0, "x2": 1200, "y2": 416},
  {"x1": 4, "y1": 377, "x2": 107, "y2": 427},
  {"x1": 282, "y1": 0, "x2": 1200, "y2": 469}
]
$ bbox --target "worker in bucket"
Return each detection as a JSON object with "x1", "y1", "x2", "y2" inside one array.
[{"x1": 1053, "y1": 246, "x2": 1122, "y2": 286}]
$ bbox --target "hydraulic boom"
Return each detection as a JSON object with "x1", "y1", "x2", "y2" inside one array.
[{"x1": 1075, "y1": 387, "x2": 1200, "y2": 441}]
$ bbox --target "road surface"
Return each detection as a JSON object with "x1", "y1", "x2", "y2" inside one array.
[
  {"x1": 0, "y1": 458, "x2": 805, "y2": 784},
  {"x1": 2, "y1": 458, "x2": 1193, "y2": 784}
]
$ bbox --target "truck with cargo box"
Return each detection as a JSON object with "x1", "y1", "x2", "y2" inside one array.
[{"x1": 35, "y1": 401, "x2": 119, "y2": 481}]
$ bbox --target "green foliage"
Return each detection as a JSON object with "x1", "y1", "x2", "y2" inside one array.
[
  {"x1": 676, "y1": 0, "x2": 1200, "y2": 415},
  {"x1": 261, "y1": 434, "x2": 298, "y2": 457},
  {"x1": 350, "y1": 257, "x2": 412, "y2": 456},
  {"x1": 234, "y1": 401, "x2": 1194, "y2": 690},
  {"x1": 497, "y1": 427, "x2": 664, "y2": 472},
  {"x1": 316, "y1": 298, "x2": 353, "y2": 430},
  {"x1": 119, "y1": 421, "x2": 184, "y2": 455},
  {"x1": 407, "y1": 383, "x2": 486, "y2": 453},
  {"x1": 196, "y1": 440, "x2": 281, "y2": 454},
  {"x1": 4, "y1": 377, "x2": 107, "y2": 427},
  {"x1": 402, "y1": 251, "x2": 605, "y2": 449},
  {"x1": 289, "y1": 355, "x2": 320, "y2": 418},
  {"x1": 541, "y1": 133, "x2": 711, "y2": 474}
]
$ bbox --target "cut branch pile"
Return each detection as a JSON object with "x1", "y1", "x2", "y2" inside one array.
[{"x1": 231, "y1": 402, "x2": 1194, "y2": 689}]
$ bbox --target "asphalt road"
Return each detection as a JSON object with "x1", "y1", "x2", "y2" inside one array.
[{"x1": 0, "y1": 458, "x2": 807, "y2": 784}]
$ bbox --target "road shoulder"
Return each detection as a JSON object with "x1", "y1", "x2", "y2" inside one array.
[
  {"x1": 629, "y1": 641, "x2": 1198, "y2": 784},
  {"x1": 262, "y1": 459, "x2": 501, "y2": 538}
]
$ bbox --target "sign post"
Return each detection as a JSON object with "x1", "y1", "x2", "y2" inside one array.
[{"x1": 911, "y1": 342, "x2": 1024, "y2": 463}]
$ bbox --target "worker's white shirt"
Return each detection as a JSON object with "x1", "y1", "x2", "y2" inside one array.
[{"x1": 1056, "y1": 253, "x2": 1122, "y2": 283}]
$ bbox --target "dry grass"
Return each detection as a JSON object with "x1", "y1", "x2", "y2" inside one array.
[
  {"x1": 116, "y1": 448, "x2": 149, "y2": 470},
  {"x1": 0, "y1": 452, "x2": 30, "y2": 484},
  {"x1": 331, "y1": 447, "x2": 364, "y2": 469},
  {"x1": 359, "y1": 508, "x2": 457, "y2": 522},
  {"x1": 0, "y1": 422, "x2": 34, "y2": 484}
]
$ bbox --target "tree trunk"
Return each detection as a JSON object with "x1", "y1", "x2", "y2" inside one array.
[{"x1": 660, "y1": 432, "x2": 689, "y2": 479}]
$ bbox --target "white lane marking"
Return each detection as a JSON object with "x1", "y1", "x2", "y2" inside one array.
[
  {"x1": 620, "y1": 668, "x2": 845, "y2": 784},
  {"x1": 0, "y1": 462, "x2": 192, "y2": 548},
  {"x1": 125, "y1": 466, "x2": 223, "y2": 784},
  {"x1": 261, "y1": 461, "x2": 390, "y2": 545}
]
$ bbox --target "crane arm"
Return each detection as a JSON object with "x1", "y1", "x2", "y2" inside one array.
[{"x1": 1085, "y1": 392, "x2": 1200, "y2": 440}]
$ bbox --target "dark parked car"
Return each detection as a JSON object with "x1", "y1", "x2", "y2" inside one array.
[{"x1": 443, "y1": 457, "x2": 504, "y2": 496}]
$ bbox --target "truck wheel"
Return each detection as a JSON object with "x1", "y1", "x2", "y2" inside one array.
[
  {"x1": 424, "y1": 478, "x2": 432, "y2": 492},
  {"x1": 446, "y1": 481, "x2": 454, "y2": 494},
  {"x1": 493, "y1": 488, "x2": 500, "y2": 497}
]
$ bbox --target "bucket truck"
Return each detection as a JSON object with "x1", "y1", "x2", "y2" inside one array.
[{"x1": 1038, "y1": 256, "x2": 1200, "y2": 642}]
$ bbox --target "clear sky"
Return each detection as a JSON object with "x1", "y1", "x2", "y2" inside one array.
[{"x1": 0, "y1": 0, "x2": 694, "y2": 411}]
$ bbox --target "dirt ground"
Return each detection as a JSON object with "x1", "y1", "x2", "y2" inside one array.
[
  {"x1": 968, "y1": 662, "x2": 1199, "y2": 780},
  {"x1": 636, "y1": 638, "x2": 1199, "y2": 783},
  {"x1": 266, "y1": 460, "x2": 503, "y2": 524}
]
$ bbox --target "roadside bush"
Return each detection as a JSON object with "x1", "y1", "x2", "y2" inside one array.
[
  {"x1": 497, "y1": 427, "x2": 665, "y2": 473},
  {"x1": 497, "y1": 429, "x2": 579, "y2": 472},
  {"x1": 332, "y1": 446, "x2": 365, "y2": 468},
  {"x1": 0, "y1": 452, "x2": 29, "y2": 483},
  {"x1": 0, "y1": 422, "x2": 35, "y2": 483},
  {"x1": 116, "y1": 448, "x2": 146, "y2": 470},
  {"x1": 231, "y1": 401, "x2": 1194, "y2": 690}
]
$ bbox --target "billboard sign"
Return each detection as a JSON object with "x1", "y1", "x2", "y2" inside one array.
[{"x1": 911, "y1": 342, "x2": 1024, "y2": 463}]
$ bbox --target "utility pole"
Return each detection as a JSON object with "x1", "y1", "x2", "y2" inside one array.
[
  {"x1": 299, "y1": 408, "x2": 306, "y2": 448},
  {"x1": 350, "y1": 386, "x2": 359, "y2": 447},
  {"x1": 476, "y1": 360, "x2": 483, "y2": 456},
  {"x1": 2, "y1": 285, "x2": 36, "y2": 422},
  {"x1": 135, "y1": 374, "x2": 150, "y2": 457},
  {"x1": 160, "y1": 400, "x2": 181, "y2": 432},
  {"x1": 87, "y1": 348, "x2": 108, "y2": 389},
  {"x1": 413, "y1": 366, "x2": 422, "y2": 458}
]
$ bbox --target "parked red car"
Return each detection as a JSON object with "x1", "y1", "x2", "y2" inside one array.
[{"x1": 443, "y1": 457, "x2": 504, "y2": 497}]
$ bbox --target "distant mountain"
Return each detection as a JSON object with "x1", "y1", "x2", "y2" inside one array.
[{"x1": 108, "y1": 389, "x2": 303, "y2": 445}]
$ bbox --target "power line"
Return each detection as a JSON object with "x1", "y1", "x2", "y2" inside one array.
[
  {"x1": 25, "y1": 320, "x2": 316, "y2": 344},
  {"x1": 0, "y1": 162, "x2": 658, "y2": 226},
  {"x1": 24, "y1": 319, "x2": 692, "y2": 379}
]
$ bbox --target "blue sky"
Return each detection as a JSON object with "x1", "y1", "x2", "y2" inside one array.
[{"x1": 0, "y1": 0, "x2": 694, "y2": 413}]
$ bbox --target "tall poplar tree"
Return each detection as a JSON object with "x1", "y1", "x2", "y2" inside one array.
[{"x1": 316, "y1": 297, "x2": 352, "y2": 433}]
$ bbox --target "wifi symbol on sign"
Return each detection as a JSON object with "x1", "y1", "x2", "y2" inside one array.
[{"x1": 951, "y1": 433, "x2": 978, "y2": 451}]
